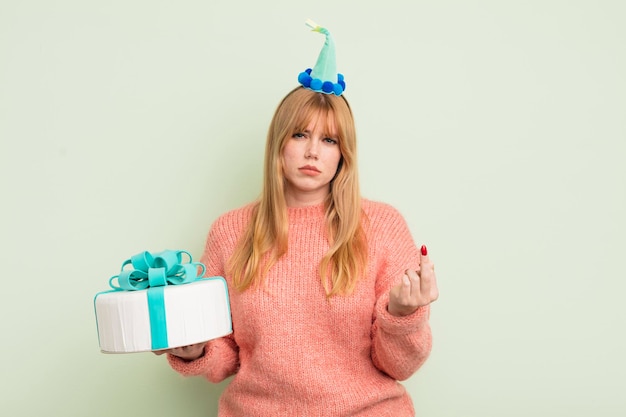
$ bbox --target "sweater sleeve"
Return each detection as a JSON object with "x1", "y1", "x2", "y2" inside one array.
[
  {"x1": 371, "y1": 294, "x2": 432, "y2": 381},
  {"x1": 166, "y1": 213, "x2": 242, "y2": 382},
  {"x1": 368, "y1": 203, "x2": 433, "y2": 381},
  {"x1": 166, "y1": 335, "x2": 239, "y2": 382}
]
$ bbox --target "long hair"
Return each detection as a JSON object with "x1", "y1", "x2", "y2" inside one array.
[{"x1": 228, "y1": 87, "x2": 367, "y2": 296}]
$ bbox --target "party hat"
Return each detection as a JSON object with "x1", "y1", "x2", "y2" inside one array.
[{"x1": 297, "y1": 19, "x2": 345, "y2": 96}]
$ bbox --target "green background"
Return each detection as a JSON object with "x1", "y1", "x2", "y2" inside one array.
[{"x1": 1, "y1": 1, "x2": 624, "y2": 416}]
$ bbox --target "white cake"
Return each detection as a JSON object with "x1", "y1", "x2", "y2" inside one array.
[{"x1": 94, "y1": 277, "x2": 232, "y2": 353}]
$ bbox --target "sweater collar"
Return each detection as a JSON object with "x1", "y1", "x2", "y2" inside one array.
[{"x1": 287, "y1": 202, "x2": 325, "y2": 223}]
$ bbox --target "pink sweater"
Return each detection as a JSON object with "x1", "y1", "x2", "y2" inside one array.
[{"x1": 168, "y1": 199, "x2": 432, "y2": 416}]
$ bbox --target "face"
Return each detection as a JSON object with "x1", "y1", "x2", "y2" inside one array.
[{"x1": 282, "y1": 114, "x2": 342, "y2": 207}]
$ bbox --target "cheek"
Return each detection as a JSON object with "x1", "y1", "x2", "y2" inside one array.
[
  {"x1": 282, "y1": 141, "x2": 299, "y2": 160},
  {"x1": 328, "y1": 148, "x2": 342, "y2": 170},
  {"x1": 281, "y1": 145, "x2": 301, "y2": 174}
]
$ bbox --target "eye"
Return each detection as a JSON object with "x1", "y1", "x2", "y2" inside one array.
[
  {"x1": 323, "y1": 137, "x2": 338, "y2": 145},
  {"x1": 292, "y1": 132, "x2": 306, "y2": 139}
]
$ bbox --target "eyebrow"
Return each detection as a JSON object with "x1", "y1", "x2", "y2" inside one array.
[{"x1": 297, "y1": 129, "x2": 338, "y2": 137}]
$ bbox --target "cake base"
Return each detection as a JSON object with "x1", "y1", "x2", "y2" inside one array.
[{"x1": 94, "y1": 277, "x2": 232, "y2": 353}]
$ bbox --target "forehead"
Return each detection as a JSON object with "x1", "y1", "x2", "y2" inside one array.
[{"x1": 298, "y1": 110, "x2": 338, "y2": 136}]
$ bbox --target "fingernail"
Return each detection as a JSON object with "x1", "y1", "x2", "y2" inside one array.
[
  {"x1": 403, "y1": 275, "x2": 410, "y2": 286},
  {"x1": 421, "y1": 245, "x2": 428, "y2": 256}
]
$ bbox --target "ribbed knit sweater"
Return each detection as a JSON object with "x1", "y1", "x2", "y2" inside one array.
[{"x1": 168, "y1": 199, "x2": 432, "y2": 416}]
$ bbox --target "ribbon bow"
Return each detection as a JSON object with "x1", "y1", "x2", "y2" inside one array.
[
  {"x1": 109, "y1": 250, "x2": 205, "y2": 291},
  {"x1": 107, "y1": 250, "x2": 206, "y2": 350}
]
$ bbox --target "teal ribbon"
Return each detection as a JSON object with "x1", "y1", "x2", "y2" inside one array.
[{"x1": 109, "y1": 250, "x2": 206, "y2": 350}]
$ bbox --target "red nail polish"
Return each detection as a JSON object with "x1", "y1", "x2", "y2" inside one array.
[{"x1": 421, "y1": 245, "x2": 428, "y2": 256}]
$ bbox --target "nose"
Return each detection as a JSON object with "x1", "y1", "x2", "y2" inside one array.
[{"x1": 305, "y1": 138, "x2": 319, "y2": 159}]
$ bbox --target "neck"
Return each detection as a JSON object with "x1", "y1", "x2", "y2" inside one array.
[
  {"x1": 285, "y1": 194, "x2": 326, "y2": 207},
  {"x1": 284, "y1": 188, "x2": 329, "y2": 208}
]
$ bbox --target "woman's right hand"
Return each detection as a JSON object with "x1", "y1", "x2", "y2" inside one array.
[
  {"x1": 388, "y1": 245, "x2": 439, "y2": 317},
  {"x1": 153, "y1": 343, "x2": 206, "y2": 361}
]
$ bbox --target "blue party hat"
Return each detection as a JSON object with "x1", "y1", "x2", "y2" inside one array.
[{"x1": 297, "y1": 20, "x2": 345, "y2": 96}]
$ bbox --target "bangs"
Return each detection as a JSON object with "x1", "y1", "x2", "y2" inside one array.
[
  {"x1": 271, "y1": 88, "x2": 354, "y2": 153},
  {"x1": 292, "y1": 100, "x2": 340, "y2": 140}
]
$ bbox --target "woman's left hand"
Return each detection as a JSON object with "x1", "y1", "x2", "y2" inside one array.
[{"x1": 388, "y1": 245, "x2": 439, "y2": 317}]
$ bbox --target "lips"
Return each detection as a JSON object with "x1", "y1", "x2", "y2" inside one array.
[{"x1": 299, "y1": 165, "x2": 321, "y2": 175}]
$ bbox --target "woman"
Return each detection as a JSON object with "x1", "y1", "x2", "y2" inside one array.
[{"x1": 159, "y1": 86, "x2": 439, "y2": 416}]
